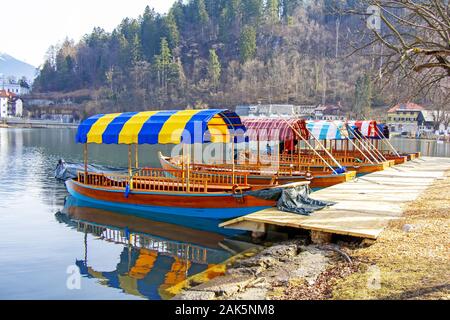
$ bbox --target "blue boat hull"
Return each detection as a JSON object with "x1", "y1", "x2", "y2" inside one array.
[{"x1": 65, "y1": 180, "x2": 271, "y2": 220}]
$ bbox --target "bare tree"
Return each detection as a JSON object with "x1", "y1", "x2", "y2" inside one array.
[{"x1": 347, "y1": 0, "x2": 449, "y2": 102}]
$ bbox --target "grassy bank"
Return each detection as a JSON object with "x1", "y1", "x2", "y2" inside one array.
[{"x1": 331, "y1": 170, "x2": 450, "y2": 299}]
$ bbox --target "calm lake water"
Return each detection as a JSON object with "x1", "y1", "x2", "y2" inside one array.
[
  {"x1": 0, "y1": 127, "x2": 250, "y2": 300},
  {"x1": 390, "y1": 136, "x2": 450, "y2": 158},
  {"x1": 0, "y1": 128, "x2": 448, "y2": 300}
]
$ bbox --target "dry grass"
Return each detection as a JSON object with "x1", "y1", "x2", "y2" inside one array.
[
  {"x1": 274, "y1": 262, "x2": 359, "y2": 300},
  {"x1": 332, "y1": 171, "x2": 450, "y2": 300}
]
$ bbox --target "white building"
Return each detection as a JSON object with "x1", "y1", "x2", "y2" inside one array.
[
  {"x1": 236, "y1": 104, "x2": 317, "y2": 118},
  {"x1": 0, "y1": 90, "x2": 23, "y2": 118},
  {"x1": 0, "y1": 80, "x2": 30, "y2": 96},
  {"x1": 0, "y1": 92, "x2": 7, "y2": 118}
]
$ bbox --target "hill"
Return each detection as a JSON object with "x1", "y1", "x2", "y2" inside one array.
[
  {"x1": 0, "y1": 53, "x2": 37, "y2": 82},
  {"x1": 31, "y1": 0, "x2": 394, "y2": 114}
]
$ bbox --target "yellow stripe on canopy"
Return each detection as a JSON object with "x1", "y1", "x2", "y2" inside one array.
[
  {"x1": 208, "y1": 115, "x2": 230, "y2": 143},
  {"x1": 118, "y1": 111, "x2": 158, "y2": 144},
  {"x1": 158, "y1": 110, "x2": 203, "y2": 144},
  {"x1": 86, "y1": 113, "x2": 122, "y2": 144}
]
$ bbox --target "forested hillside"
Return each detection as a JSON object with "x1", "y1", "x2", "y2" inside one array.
[{"x1": 33, "y1": 0, "x2": 386, "y2": 114}]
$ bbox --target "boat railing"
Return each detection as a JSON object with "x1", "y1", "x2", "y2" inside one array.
[
  {"x1": 78, "y1": 170, "x2": 209, "y2": 192},
  {"x1": 139, "y1": 167, "x2": 249, "y2": 186},
  {"x1": 191, "y1": 162, "x2": 279, "y2": 177},
  {"x1": 77, "y1": 166, "x2": 249, "y2": 193},
  {"x1": 278, "y1": 153, "x2": 364, "y2": 165}
]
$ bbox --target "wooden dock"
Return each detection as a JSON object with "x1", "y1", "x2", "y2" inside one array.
[{"x1": 220, "y1": 157, "x2": 450, "y2": 241}]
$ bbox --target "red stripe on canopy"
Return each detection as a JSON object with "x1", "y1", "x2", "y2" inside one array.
[
  {"x1": 243, "y1": 118, "x2": 309, "y2": 151},
  {"x1": 348, "y1": 120, "x2": 378, "y2": 138}
]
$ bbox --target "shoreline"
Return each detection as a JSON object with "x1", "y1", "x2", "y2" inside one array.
[
  {"x1": 172, "y1": 169, "x2": 450, "y2": 300},
  {"x1": 0, "y1": 123, "x2": 77, "y2": 129}
]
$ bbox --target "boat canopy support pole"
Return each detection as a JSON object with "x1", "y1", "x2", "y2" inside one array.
[
  {"x1": 362, "y1": 135, "x2": 388, "y2": 162},
  {"x1": 278, "y1": 116, "x2": 338, "y2": 174},
  {"x1": 84, "y1": 144, "x2": 88, "y2": 181},
  {"x1": 231, "y1": 135, "x2": 236, "y2": 185},
  {"x1": 329, "y1": 121, "x2": 374, "y2": 164},
  {"x1": 128, "y1": 145, "x2": 132, "y2": 177},
  {"x1": 348, "y1": 127, "x2": 381, "y2": 163},
  {"x1": 135, "y1": 144, "x2": 139, "y2": 169},
  {"x1": 186, "y1": 144, "x2": 190, "y2": 192},
  {"x1": 306, "y1": 127, "x2": 343, "y2": 169},
  {"x1": 375, "y1": 125, "x2": 401, "y2": 157},
  {"x1": 257, "y1": 132, "x2": 260, "y2": 165}
]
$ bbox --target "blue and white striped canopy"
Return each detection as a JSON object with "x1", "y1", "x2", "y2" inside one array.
[{"x1": 306, "y1": 121, "x2": 349, "y2": 140}]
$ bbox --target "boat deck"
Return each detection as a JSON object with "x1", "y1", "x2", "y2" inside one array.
[{"x1": 220, "y1": 157, "x2": 450, "y2": 240}]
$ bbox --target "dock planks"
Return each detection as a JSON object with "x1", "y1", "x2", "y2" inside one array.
[{"x1": 220, "y1": 157, "x2": 450, "y2": 240}]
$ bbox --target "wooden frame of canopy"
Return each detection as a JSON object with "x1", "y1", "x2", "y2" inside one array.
[
  {"x1": 346, "y1": 121, "x2": 391, "y2": 164},
  {"x1": 301, "y1": 120, "x2": 395, "y2": 173},
  {"x1": 242, "y1": 117, "x2": 343, "y2": 175}
]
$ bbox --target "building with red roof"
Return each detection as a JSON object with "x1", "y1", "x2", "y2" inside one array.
[
  {"x1": 387, "y1": 102, "x2": 427, "y2": 134},
  {"x1": 0, "y1": 90, "x2": 22, "y2": 118}
]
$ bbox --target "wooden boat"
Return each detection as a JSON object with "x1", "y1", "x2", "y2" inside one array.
[
  {"x1": 66, "y1": 109, "x2": 311, "y2": 220},
  {"x1": 382, "y1": 153, "x2": 409, "y2": 164},
  {"x1": 276, "y1": 153, "x2": 390, "y2": 174},
  {"x1": 66, "y1": 170, "x2": 308, "y2": 219},
  {"x1": 159, "y1": 152, "x2": 356, "y2": 188}
]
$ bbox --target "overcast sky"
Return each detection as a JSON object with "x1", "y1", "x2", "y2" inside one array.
[{"x1": 0, "y1": 0, "x2": 175, "y2": 67}]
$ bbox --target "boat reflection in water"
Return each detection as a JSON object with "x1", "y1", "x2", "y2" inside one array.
[{"x1": 56, "y1": 196, "x2": 254, "y2": 300}]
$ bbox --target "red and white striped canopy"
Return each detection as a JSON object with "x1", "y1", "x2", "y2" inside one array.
[
  {"x1": 347, "y1": 120, "x2": 379, "y2": 138},
  {"x1": 243, "y1": 118, "x2": 309, "y2": 143}
]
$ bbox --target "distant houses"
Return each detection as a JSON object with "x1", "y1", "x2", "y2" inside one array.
[
  {"x1": 235, "y1": 102, "x2": 449, "y2": 136},
  {"x1": 312, "y1": 103, "x2": 345, "y2": 120},
  {"x1": 387, "y1": 102, "x2": 425, "y2": 134},
  {"x1": 235, "y1": 103, "x2": 345, "y2": 120},
  {"x1": 387, "y1": 102, "x2": 450, "y2": 135},
  {"x1": 0, "y1": 79, "x2": 30, "y2": 96},
  {"x1": 0, "y1": 90, "x2": 23, "y2": 118}
]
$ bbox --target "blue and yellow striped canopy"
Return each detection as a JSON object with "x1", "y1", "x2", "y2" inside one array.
[{"x1": 75, "y1": 109, "x2": 246, "y2": 145}]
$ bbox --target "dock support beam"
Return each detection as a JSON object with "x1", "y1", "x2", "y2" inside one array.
[{"x1": 311, "y1": 231, "x2": 333, "y2": 244}]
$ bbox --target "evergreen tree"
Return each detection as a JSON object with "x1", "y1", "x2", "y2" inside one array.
[
  {"x1": 131, "y1": 34, "x2": 142, "y2": 63},
  {"x1": 154, "y1": 38, "x2": 172, "y2": 91},
  {"x1": 241, "y1": 0, "x2": 263, "y2": 25},
  {"x1": 239, "y1": 26, "x2": 257, "y2": 63},
  {"x1": 265, "y1": 0, "x2": 280, "y2": 23},
  {"x1": 140, "y1": 6, "x2": 159, "y2": 61},
  {"x1": 219, "y1": 0, "x2": 242, "y2": 42},
  {"x1": 196, "y1": 0, "x2": 210, "y2": 24},
  {"x1": 354, "y1": 74, "x2": 372, "y2": 117},
  {"x1": 208, "y1": 49, "x2": 222, "y2": 89},
  {"x1": 280, "y1": 0, "x2": 302, "y2": 21},
  {"x1": 164, "y1": 12, "x2": 180, "y2": 48}
]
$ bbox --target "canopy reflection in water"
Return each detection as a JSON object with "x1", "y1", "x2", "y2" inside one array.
[{"x1": 56, "y1": 197, "x2": 254, "y2": 299}]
